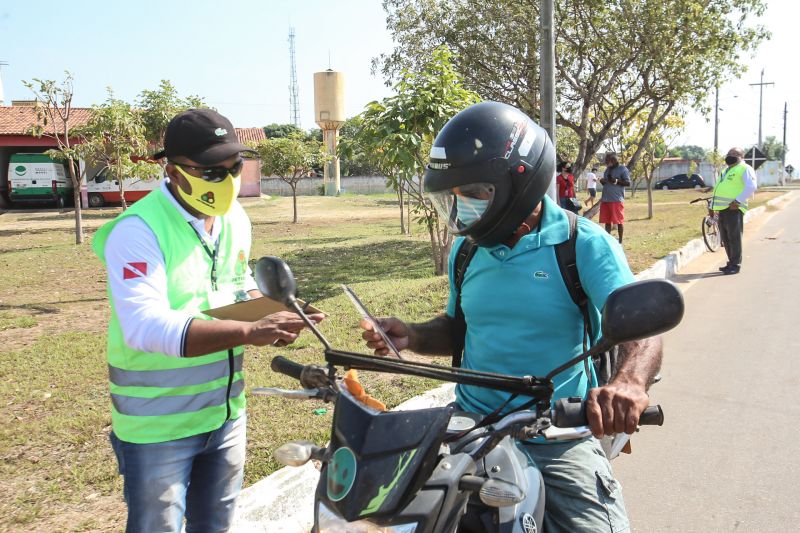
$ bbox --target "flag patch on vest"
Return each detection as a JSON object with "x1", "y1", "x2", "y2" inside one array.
[{"x1": 123, "y1": 262, "x2": 148, "y2": 280}]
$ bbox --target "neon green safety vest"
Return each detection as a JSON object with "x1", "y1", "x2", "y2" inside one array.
[
  {"x1": 712, "y1": 163, "x2": 749, "y2": 213},
  {"x1": 93, "y1": 188, "x2": 252, "y2": 444}
]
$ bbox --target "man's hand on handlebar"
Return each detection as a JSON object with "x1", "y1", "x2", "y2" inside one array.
[
  {"x1": 359, "y1": 317, "x2": 410, "y2": 356},
  {"x1": 245, "y1": 311, "x2": 325, "y2": 347},
  {"x1": 585, "y1": 381, "x2": 649, "y2": 437}
]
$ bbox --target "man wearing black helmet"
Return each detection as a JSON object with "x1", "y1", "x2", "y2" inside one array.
[{"x1": 361, "y1": 102, "x2": 662, "y2": 531}]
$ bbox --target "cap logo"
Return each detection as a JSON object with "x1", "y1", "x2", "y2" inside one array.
[{"x1": 215, "y1": 128, "x2": 228, "y2": 137}]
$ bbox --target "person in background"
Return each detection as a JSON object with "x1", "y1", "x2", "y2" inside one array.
[
  {"x1": 557, "y1": 163, "x2": 578, "y2": 212},
  {"x1": 584, "y1": 165, "x2": 599, "y2": 207},
  {"x1": 599, "y1": 153, "x2": 631, "y2": 244},
  {"x1": 710, "y1": 147, "x2": 757, "y2": 275}
]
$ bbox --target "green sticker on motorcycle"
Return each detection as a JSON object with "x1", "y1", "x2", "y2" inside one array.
[{"x1": 327, "y1": 446, "x2": 357, "y2": 501}]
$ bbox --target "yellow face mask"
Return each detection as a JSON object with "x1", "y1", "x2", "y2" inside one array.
[{"x1": 173, "y1": 164, "x2": 241, "y2": 216}]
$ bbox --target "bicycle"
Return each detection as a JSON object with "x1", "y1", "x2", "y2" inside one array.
[{"x1": 690, "y1": 196, "x2": 721, "y2": 252}]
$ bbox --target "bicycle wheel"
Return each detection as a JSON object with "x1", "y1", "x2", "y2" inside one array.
[{"x1": 702, "y1": 216, "x2": 721, "y2": 252}]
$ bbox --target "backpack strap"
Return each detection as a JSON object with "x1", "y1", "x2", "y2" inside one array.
[
  {"x1": 451, "y1": 239, "x2": 478, "y2": 368},
  {"x1": 554, "y1": 210, "x2": 594, "y2": 378}
]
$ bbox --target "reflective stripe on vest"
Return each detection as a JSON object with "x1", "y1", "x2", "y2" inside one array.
[
  {"x1": 112, "y1": 378, "x2": 245, "y2": 417},
  {"x1": 712, "y1": 164, "x2": 748, "y2": 211},
  {"x1": 109, "y1": 353, "x2": 243, "y2": 388}
]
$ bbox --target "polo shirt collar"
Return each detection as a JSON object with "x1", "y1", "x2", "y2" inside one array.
[{"x1": 485, "y1": 194, "x2": 569, "y2": 255}]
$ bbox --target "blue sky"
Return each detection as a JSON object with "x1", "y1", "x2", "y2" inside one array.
[
  {"x1": 0, "y1": 0, "x2": 797, "y2": 164},
  {"x1": 0, "y1": 0, "x2": 395, "y2": 129}
]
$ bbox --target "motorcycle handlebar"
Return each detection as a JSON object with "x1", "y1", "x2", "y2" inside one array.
[
  {"x1": 551, "y1": 397, "x2": 664, "y2": 428},
  {"x1": 271, "y1": 356, "x2": 304, "y2": 381}
]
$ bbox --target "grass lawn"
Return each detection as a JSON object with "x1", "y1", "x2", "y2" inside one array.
[{"x1": 0, "y1": 188, "x2": 782, "y2": 531}]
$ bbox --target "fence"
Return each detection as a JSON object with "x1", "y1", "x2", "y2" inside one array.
[{"x1": 261, "y1": 175, "x2": 394, "y2": 196}]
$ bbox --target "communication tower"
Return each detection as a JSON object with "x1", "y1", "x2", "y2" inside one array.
[{"x1": 288, "y1": 28, "x2": 300, "y2": 127}]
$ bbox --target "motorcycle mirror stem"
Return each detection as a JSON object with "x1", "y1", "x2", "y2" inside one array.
[{"x1": 254, "y1": 256, "x2": 333, "y2": 351}]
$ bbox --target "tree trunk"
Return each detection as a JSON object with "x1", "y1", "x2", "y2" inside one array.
[
  {"x1": 646, "y1": 178, "x2": 654, "y2": 219},
  {"x1": 117, "y1": 165, "x2": 128, "y2": 211},
  {"x1": 67, "y1": 157, "x2": 84, "y2": 244},
  {"x1": 397, "y1": 186, "x2": 406, "y2": 234},
  {"x1": 406, "y1": 187, "x2": 412, "y2": 236},
  {"x1": 291, "y1": 184, "x2": 298, "y2": 223}
]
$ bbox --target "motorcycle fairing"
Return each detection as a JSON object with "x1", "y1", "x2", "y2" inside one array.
[{"x1": 322, "y1": 388, "x2": 453, "y2": 522}]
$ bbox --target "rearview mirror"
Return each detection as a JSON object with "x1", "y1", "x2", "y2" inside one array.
[
  {"x1": 254, "y1": 256, "x2": 297, "y2": 307},
  {"x1": 601, "y1": 279, "x2": 684, "y2": 345}
]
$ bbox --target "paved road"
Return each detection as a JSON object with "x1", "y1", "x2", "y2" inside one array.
[{"x1": 615, "y1": 192, "x2": 800, "y2": 532}]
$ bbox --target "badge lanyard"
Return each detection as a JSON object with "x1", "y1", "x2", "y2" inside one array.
[{"x1": 188, "y1": 222, "x2": 219, "y2": 291}]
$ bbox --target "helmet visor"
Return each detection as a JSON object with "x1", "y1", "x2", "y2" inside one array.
[{"x1": 429, "y1": 182, "x2": 496, "y2": 234}]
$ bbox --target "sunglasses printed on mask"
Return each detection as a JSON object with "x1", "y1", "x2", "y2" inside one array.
[{"x1": 169, "y1": 159, "x2": 244, "y2": 183}]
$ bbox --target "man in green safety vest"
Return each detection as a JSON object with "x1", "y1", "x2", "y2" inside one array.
[
  {"x1": 93, "y1": 109, "x2": 324, "y2": 532},
  {"x1": 710, "y1": 147, "x2": 757, "y2": 275}
]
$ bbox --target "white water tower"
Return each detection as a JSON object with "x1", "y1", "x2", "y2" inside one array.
[{"x1": 313, "y1": 70, "x2": 345, "y2": 195}]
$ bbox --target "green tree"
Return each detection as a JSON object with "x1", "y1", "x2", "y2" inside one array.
[
  {"x1": 338, "y1": 116, "x2": 383, "y2": 177},
  {"x1": 254, "y1": 137, "x2": 328, "y2": 223},
  {"x1": 136, "y1": 80, "x2": 206, "y2": 145},
  {"x1": 343, "y1": 46, "x2": 480, "y2": 275},
  {"x1": 668, "y1": 145, "x2": 708, "y2": 160},
  {"x1": 305, "y1": 128, "x2": 324, "y2": 143},
  {"x1": 24, "y1": 72, "x2": 86, "y2": 244},
  {"x1": 612, "y1": 111, "x2": 684, "y2": 217},
  {"x1": 76, "y1": 90, "x2": 161, "y2": 211},
  {"x1": 762, "y1": 135, "x2": 786, "y2": 161},
  {"x1": 377, "y1": 0, "x2": 768, "y2": 179},
  {"x1": 263, "y1": 123, "x2": 304, "y2": 139}
]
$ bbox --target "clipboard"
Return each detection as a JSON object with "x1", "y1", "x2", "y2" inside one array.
[{"x1": 203, "y1": 295, "x2": 323, "y2": 322}]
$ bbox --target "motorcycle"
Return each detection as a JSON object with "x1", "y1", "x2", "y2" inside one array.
[{"x1": 252, "y1": 256, "x2": 684, "y2": 533}]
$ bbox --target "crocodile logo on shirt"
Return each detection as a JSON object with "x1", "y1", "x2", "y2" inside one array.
[{"x1": 533, "y1": 271, "x2": 550, "y2": 279}]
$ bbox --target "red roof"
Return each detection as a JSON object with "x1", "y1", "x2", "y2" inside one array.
[
  {"x1": 0, "y1": 105, "x2": 93, "y2": 135},
  {"x1": 235, "y1": 127, "x2": 266, "y2": 144},
  {"x1": 1, "y1": 105, "x2": 265, "y2": 147}
]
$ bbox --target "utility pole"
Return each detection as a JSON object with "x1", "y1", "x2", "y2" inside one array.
[
  {"x1": 713, "y1": 85, "x2": 719, "y2": 154},
  {"x1": 540, "y1": 0, "x2": 557, "y2": 201},
  {"x1": 749, "y1": 68, "x2": 774, "y2": 148},
  {"x1": 782, "y1": 102, "x2": 788, "y2": 185}
]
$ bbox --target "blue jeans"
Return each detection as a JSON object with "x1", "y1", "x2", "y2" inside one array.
[
  {"x1": 522, "y1": 437, "x2": 630, "y2": 532},
  {"x1": 109, "y1": 415, "x2": 246, "y2": 533}
]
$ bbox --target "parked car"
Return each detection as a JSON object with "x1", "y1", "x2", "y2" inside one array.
[{"x1": 654, "y1": 173, "x2": 706, "y2": 190}]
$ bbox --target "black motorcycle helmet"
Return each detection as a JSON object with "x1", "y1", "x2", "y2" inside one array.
[{"x1": 424, "y1": 101, "x2": 555, "y2": 247}]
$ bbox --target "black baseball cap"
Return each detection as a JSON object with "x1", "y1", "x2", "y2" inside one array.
[{"x1": 153, "y1": 109, "x2": 255, "y2": 165}]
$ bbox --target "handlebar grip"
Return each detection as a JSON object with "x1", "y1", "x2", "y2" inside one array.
[
  {"x1": 271, "y1": 356, "x2": 304, "y2": 381},
  {"x1": 638, "y1": 405, "x2": 664, "y2": 426},
  {"x1": 551, "y1": 398, "x2": 665, "y2": 427},
  {"x1": 551, "y1": 397, "x2": 587, "y2": 427}
]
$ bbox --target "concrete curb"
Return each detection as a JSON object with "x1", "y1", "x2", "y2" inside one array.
[{"x1": 232, "y1": 191, "x2": 795, "y2": 531}]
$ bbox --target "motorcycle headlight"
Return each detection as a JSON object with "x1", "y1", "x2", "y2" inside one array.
[{"x1": 318, "y1": 501, "x2": 418, "y2": 533}]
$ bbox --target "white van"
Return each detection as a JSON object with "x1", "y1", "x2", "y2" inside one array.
[
  {"x1": 87, "y1": 167, "x2": 162, "y2": 207},
  {"x1": 8, "y1": 153, "x2": 73, "y2": 208}
]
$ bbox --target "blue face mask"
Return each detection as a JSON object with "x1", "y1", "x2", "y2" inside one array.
[{"x1": 456, "y1": 196, "x2": 490, "y2": 227}]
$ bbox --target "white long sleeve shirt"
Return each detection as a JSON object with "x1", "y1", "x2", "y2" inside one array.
[
  {"x1": 103, "y1": 180, "x2": 257, "y2": 357},
  {"x1": 736, "y1": 163, "x2": 758, "y2": 204}
]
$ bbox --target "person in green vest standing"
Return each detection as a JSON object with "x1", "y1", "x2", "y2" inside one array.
[
  {"x1": 711, "y1": 147, "x2": 757, "y2": 275},
  {"x1": 93, "y1": 109, "x2": 324, "y2": 533}
]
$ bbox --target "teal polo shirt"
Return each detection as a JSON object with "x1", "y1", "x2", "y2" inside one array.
[{"x1": 446, "y1": 195, "x2": 635, "y2": 415}]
